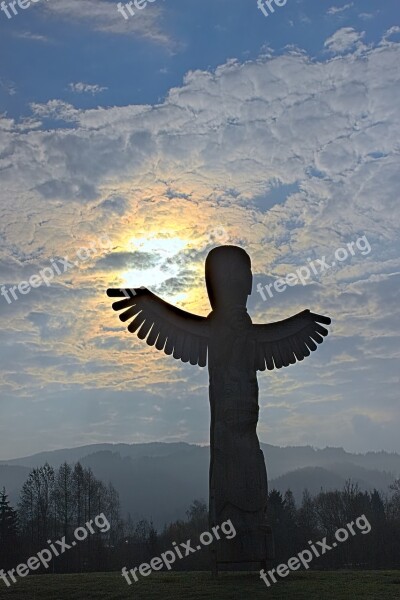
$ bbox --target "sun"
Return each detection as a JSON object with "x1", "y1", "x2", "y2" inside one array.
[{"x1": 121, "y1": 235, "x2": 190, "y2": 291}]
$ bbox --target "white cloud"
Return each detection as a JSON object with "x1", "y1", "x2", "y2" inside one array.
[
  {"x1": 382, "y1": 26, "x2": 400, "y2": 44},
  {"x1": 30, "y1": 99, "x2": 81, "y2": 122},
  {"x1": 358, "y1": 13, "x2": 374, "y2": 21},
  {"x1": 68, "y1": 82, "x2": 108, "y2": 95},
  {"x1": 324, "y1": 27, "x2": 365, "y2": 53},
  {"x1": 327, "y1": 3, "x2": 353, "y2": 16},
  {"x1": 40, "y1": 0, "x2": 173, "y2": 45},
  {"x1": 13, "y1": 31, "x2": 50, "y2": 42}
]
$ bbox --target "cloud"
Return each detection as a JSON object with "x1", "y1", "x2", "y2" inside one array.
[
  {"x1": 68, "y1": 82, "x2": 108, "y2": 95},
  {"x1": 327, "y1": 3, "x2": 353, "y2": 16},
  {"x1": 324, "y1": 27, "x2": 365, "y2": 53},
  {"x1": 98, "y1": 196, "x2": 129, "y2": 215},
  {"x1": 382, "y1": 26, "x2": 400, "y2": 44},
  {"x1": 30, "y1": 99, "x2": 81, "y2": 122},
  {"x1": 40, "y1": 0, "x2": 173, "y2": 46},
  {"x1": 13, "y1": 31, "x2": 50, "y2": 42},
  {"x1": 93, "y1": 251, "x2": 159, "y2": 271},
  {"x1": 358, "y1": 13, "x2": 374, "y2": 21}
]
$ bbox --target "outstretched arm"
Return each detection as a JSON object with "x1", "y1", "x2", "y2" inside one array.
[
  {"x1": 252, "y1": 309, "x2": 331, "y2": 370},
  {"x1": 107, "y1": 288, "x2": 210, "y2": 367}
]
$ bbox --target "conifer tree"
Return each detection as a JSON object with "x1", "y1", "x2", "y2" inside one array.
[{"x1": 0, "y1": 487, "x2": 18, "y2": 567}]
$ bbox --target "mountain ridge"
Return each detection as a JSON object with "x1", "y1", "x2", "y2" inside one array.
[{"x1": 1, "y1": 442, "x2": 399, "y2": 528}]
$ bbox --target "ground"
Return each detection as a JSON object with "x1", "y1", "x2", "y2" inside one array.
[{"x1": 0, "y1": 570, "x2": 399, "y2": 599}]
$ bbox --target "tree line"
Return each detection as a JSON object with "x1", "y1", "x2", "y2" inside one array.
[
  {"x1": 1, "y1": 462, "x2": 122, "y2": 573},
  {"x1": 1, "y1": 462, "x2": 399, "y2": 574},
  {"x1": 267, "y1": 481, "x2": 400, "y2": 569}
]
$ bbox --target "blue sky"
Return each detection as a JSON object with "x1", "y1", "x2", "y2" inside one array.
[
  {"x1": 0, "y1": 0, "x2": 399, "y2": 458},
  {"x1": 2, "y1": 0, "x2": 398, "y2": 116}
]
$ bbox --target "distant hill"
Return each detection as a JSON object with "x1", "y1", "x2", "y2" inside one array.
[
  {"x1": 269, "y1": 464, "x2": 395, "y2": 503},
  {"x1": 1, "y1": 442, "x2": 399, "y2": 528},
  {"x1": 0, "y1": 442, "x2": 192, "y2": 469}
]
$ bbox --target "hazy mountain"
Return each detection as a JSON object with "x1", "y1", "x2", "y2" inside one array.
[
  {"x1": 269, "y1": 465, "x2": 396, "y2": 503},
  {"x1": 0, "y1": 442, "x2": 192, "y2": 469},
  {"x1": 1, "y1": 443, "x2": 399, "y2": 528}
]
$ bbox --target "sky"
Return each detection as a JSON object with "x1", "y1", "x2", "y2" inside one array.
[{"x1": 0, "y1": 0, "x2": 399, "y2": 459}]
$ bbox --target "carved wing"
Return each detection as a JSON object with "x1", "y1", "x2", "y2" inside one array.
[
  {"x1": 106, "y1": 288, "x2": 209, "y2": 367},
  {"x1": 252, "y1": 309, "x2": 331, "y2": 371}
]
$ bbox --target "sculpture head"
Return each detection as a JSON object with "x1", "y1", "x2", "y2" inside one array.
[{"x1": 205, "y1": 245, "x2": 252, "y2": 310}]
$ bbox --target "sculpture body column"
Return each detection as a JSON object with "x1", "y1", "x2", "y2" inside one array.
[{"x1": 208, "y1": 309, "x2": 269, "y2": 563}]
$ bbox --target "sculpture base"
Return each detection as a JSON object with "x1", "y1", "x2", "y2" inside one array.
[{"x1": 212, "y1": 524, "x2": 274, "y2": 576}]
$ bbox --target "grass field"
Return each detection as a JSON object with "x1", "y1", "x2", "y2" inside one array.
[{"x1": 0, "y1": 570, "x2": 400, "y2": 600}]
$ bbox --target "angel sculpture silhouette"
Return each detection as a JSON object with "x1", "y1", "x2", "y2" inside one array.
[{"x1": 107, "y1": 245, "x2": 331, "y2": 572}]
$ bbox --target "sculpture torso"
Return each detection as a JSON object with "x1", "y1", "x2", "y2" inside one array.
[{"x1": 207, "y1": 307, "x2": 268, "y2": 516}]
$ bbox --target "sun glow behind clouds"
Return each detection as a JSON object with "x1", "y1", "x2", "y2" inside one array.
[
  {"x1": 122, "y1": 236, "x2": 189, "y2": 290},
  {"x1": 128, "y1": 237, "x2": 188, "y2": 256}
]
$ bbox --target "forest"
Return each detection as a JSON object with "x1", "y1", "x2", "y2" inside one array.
[{"x1": 1, "y1": 462, "x2": 399, "y2": 575}]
